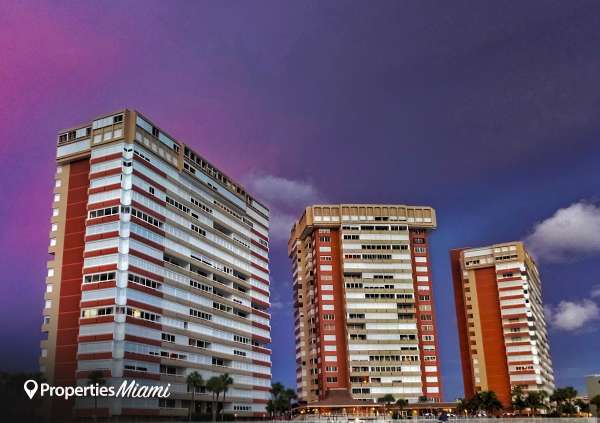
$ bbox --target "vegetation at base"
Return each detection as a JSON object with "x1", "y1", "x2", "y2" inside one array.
[{"x1": 266, "y1": 382, "x2": 297, "y2": 418}]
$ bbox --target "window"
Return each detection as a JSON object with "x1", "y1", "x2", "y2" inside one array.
[
  {"x1": 234, "y1": 350, "x2": 247, "y2": 357},
  {"x1": 326, "y1": 377, "x2": 338, "y2": 383},
  {"x1": 323, "y1": 314, "x2": 335, "y2": 320},
  {"x1": 130, "y1": 207, "x2": 163, "y2": 228},
  {"x1": 81, "y1": 307, "x2": 114, "y2": 318},
  {"x1": 149, "y1": 186, "x2": 155, "y2": 195},
  {"x1": 190, "y1": 279, "x2": 212, "y2": 293},
  {"x1": 126, "y1": 307, "x2": 160, "y2": 322},
  {"x1": 128, "y1": 273, "x2": 161, "y2": 290},
  {"x1": 234, "y1": 335, "x2": 250, "y2": 344},
  {"x1": 191, "y1": 224, "x2": 206, "y2": 236},
  {"x1": 89, "y1": 205, "x2": 121, "y2": 219},
  {"x1": 189, "y1": 338, "x2": 211, "y2": 349},
  {"x1": 212, "y1": 357, "x2": 226, "y2": 366},
  {"x1": 159, "y1": 399, "x2": 176, "y2": 408},
  {"x1": 190, "y1": 308, "x2": 212, "y2": 321},
  {"x1": 161, "y1": 333, "x2": 175, "y2": 343}
]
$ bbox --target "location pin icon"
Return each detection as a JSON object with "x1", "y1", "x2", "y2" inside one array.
[{"x1": 24, "y1": 379, "x2": 38, "y2": 399}]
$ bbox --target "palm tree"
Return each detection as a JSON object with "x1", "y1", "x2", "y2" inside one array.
[
  {"x1": 219, "y1": 373, "x2": 234, "y2": 421},
  {"x1": 456, "y1": 398, "x2": 472, "y2": 416},
  {"x1": 87, "y1": 370, "x2": 106, "y2": 422},
  {"x1": 575, "y1": 398, "x2": 590, "y2": 415},
  {"x1": 186, "y1": 371, "x2": 204, "y2": 421},
  {"x1": 396, "y1": 398, "x2": 409, "y2": 418},
  {"x1": 590, "y1": 395, "x2": 600, "y2": 417},
  {"x1": 283, "y1": 387, "x2": 297, "y2": 418},
  {"x1": 206, "y1": 376, "x2": 224, "y2": 422},
  {"x1": 378, "y1": 394, "x2": 396, "y2": 416},
  {"x1": 478, "y1": 391, "x2": 502, "y2": 416},
  {"x1": 526, "y1": 390, "x2": 548, "y2": 416},
  {"x1": 551, "y1": 387, "x2": 577, "y2": 416},
  {"x1": 511, "y1": 386, "x2": 527, "y2": 415}
]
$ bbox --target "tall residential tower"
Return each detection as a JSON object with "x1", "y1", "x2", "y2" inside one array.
[
  {"x1": 450, "y1": 242, "x2": 554, "y2": 408},
  {"x1": 288, "y1": 205, "x2": 442, "y2": 405},
  {"x1": 41, "y1": 110, "x2": 271, "y2": 418}
]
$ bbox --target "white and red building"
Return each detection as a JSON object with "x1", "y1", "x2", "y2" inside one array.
[{"x1": 40, "y1": 110, "x2": 271, "y2": 418}]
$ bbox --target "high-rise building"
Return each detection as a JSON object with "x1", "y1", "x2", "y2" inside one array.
[
  {"x1": 40, "y1": 110, "x2": 271, "y2": 418},
  {"x1": 586, "y1": 374, "x2": 600, "y2": 416},
  {"x1": 450, "y1": 242, "x2": 554, "y2": 408},
  {"x1": 288, "y1": 205, "x2": 442, "y2": 405}
]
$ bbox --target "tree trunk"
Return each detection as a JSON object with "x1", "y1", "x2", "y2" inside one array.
[
  {"x1": 212, "y1": 393, "x2": 217, "y2": 422},
  {"x1": 221, "y1": 392, "x2": 226, "y2": 421},
  {"x1": 189, "y1": 390, "x2": 195, "y2": 421}
]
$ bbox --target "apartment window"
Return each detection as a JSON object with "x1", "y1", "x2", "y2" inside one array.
[
  {"x1": 46, "y1": 284, "x2": 53, "y2": 293},
  {"x1": 323, "y1": 314, "x2": 335, "y2": 320},
  {"x1": 88, "y1": 205, "x2": 120, "y2": 219},
  {"x1": 234, "y1": 350, "x2": 247, "y2": 357},
  {"x1": 126, "y1": 307, "x2": 160, "y2": 322},
  {"x1": 325, "y1": 366, "x2": 338, "y2": 372},
  {"x1": 159, "y1": 399, "x2": 176, "y2": 409},
  {"x1": 423, "y1": 335, "x2": 434, "y2": 341},
  {"x1": 191, "y1": 224, "x2": 206, "y2": 237},
  {"x1": 81, "y1": 307, "x2": 114, "y2": 318},
  {"x1": 128, "y1": 273, "x2": 161, "y2": 290},
  {"x1": 85, "y1": 271, "x2": 117, "y2": 284},
  {"x1": 326, "y1": 377, "x2": 338, "y2": 383},
  {"x1": 212, "y1": 357, "x2": 226, "y2": 366},
  {"x1": 149, "y1": 186, "x2": 155, "y2": 195},
  {"x1": 45, "y1": 300, "x2": 52, "y2": 309},
  {"x1": 47, "y1": 268, "x2": 54, "y2": 277},
  {"x1": 130, "y1": 207, "x2": 163, "y2": 228},
  {"x1": 161, "y1": 333, "x2": 175, "y2": 343},
  {"x1": 234, "y1": 335, "x2": 250, "y2": 344},
  {"x1": 190, "y1": 308, "x2": 212, "y2": 321},
  {"x1": 189, "y1": 338, "x2": 211, "y2": 349}
]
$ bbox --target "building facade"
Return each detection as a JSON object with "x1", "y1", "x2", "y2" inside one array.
[
  {"x1": 40, "y1": 110, "x2": 271, "y2": 418},
  {"x1": 586, "y1": 374, "x2": 600, "y2": 416},
  {"x1": 450, "y1": 242, "x2": 554, "y2": 408},
  {"x1": 288, "y1": 205, "x2": 442, "y2": 405}
]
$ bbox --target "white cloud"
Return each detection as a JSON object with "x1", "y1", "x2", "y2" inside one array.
[
  {"x1": 244, "y1": 174, "x2": 323, "y2": 210},
  {"x1": 547, "y1": 299, "x2": 599, "y2": 331},
  {"x1": 244, "y1": 174, "x2": 326, "y2": 242},
  {"x1": 525, "y1": 201, "x2": 600, "y2": 262},
  {"x1": 591, "y1": 285, "x2": 600, "y2": 299}
]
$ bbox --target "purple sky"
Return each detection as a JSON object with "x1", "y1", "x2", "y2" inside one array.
[{"x1": 1, "y1": 1, "x2": 600, "y2": 400}]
